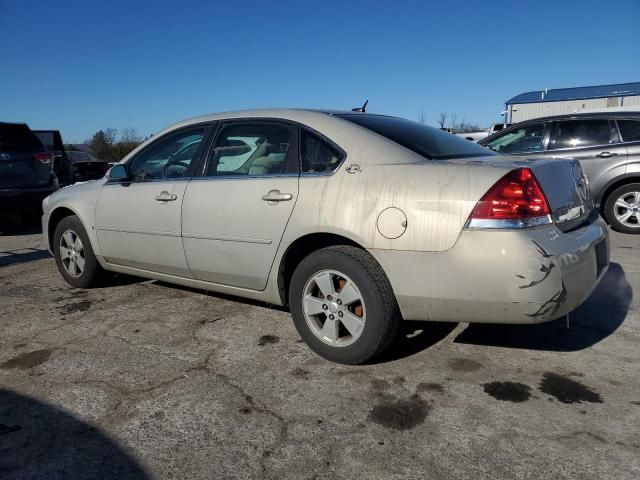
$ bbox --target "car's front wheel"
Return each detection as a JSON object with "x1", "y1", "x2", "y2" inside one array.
[
  {"x1": 53, "y1": 215, "x2": 105, "y2": 288},
  {"x1": 604, "y1": 183, "x2": 640, "y2": 234},
  {"x1": 289, "y1": 246, "x2": 400, "y2": 364}
]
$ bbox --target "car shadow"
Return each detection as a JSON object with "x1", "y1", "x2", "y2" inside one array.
[
  {"x1": 0, "y1": 388, "x2": 150, "y2": 479},
  {"x1": 453, "y1": 262, "x2": 632, "y2": 352},
  {"x1": 152, "y1": 280, "x2": 290, "y2": 311},
  {"x1": 0, "y1": 248, "x2": 50, "y2": 268},
  {"x1": 368, "y1": 320, "x2": 459, "y2": 364},
  {"x1": 156, "y1": 262, "x2": 630, "y2": 360}
]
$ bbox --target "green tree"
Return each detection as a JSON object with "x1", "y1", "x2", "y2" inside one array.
[{"x1": 88, "y1": 129, "x2": 116, "y2": 162}]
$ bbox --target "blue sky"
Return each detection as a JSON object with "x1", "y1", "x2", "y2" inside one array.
[{"x1": 1, "y1": 0, "x2": 639, "y2": 142}]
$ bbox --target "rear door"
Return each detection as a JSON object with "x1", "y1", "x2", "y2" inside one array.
[
  {"x1": 181, "y1": 120, "x2": 299, "y2": 290},
  {"x1": 0, "y1": 123, "x2": 53, "y2": 190},
  {"x1": 617, "y1": 118, "x2": 640, "y2": 176},
  {"x1": 545, "y1": 118, "x2": 628, "y2": 199}
]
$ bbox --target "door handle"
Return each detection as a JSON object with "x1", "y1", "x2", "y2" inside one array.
[
  {"x1": 261, "y1": 189, "x2": 293, "y2": 202},
  {"x1": 596, "y1": 151, "x2": 618, "y2": 158},
  {"x1": 155, "y1": 191, "x2": 178, "y2": 202}
]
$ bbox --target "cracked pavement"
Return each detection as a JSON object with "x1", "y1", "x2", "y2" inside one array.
[{"x1": 1, "y1": 218, "x2": 639, "y2": 479}]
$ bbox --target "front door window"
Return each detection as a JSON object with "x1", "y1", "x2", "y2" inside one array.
[{"x1": 128, "y1": 128, "x2": 205, "y2": 180}]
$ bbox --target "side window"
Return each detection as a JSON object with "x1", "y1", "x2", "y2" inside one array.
[
  {"x1": 301, "y1": 130, "x2": 343, "y2": 174},
  {"x1": 205, "y1": 123, "x2": 291, "y2": 177},
  {"x1": 618, "y1": 120, "x2": 640, "y2": 143},
  {"x1": 129, "y1": 128, "x2": 205, "y2": 181},
  {"x1": 550, "y1": 120, "x2": 612, "y2": 150},
  {"x1": 485, "y1": 123, "x2": 546, "y2": 154}
]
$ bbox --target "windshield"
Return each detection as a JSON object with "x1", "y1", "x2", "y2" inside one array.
[
  {"x1": 336, "y1": 114, "x2": 495, "y2": 160},
  {"x1": 483, "y1": 123, "x2": 546, "y2": 154}
]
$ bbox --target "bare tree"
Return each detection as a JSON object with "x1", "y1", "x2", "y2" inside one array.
[
  {"x1": 104, "y1": 128, "x2": 118, "y2": 145},
  {"x1": 448, "y1": 114, "x2": 458, "y2": 131},
  {"x1": 437, "y1": 112, "x2": 448, "y2": 128},
  {"x1": 120, "y1": 127, "x2": 141, "y2": 143}
]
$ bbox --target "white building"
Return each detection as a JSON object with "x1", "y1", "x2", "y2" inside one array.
[{"x1": 505, "y1": 82, "x2": 640, "y2": 123}]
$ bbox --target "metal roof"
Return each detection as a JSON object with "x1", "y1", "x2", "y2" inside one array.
[{"x1": 506, "y1": 82, "x2": 640, "y2": 105}]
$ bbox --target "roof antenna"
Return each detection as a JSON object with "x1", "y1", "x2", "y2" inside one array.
[{"x1": 352, "y1": 99, "x2": 368, "y2": 112}]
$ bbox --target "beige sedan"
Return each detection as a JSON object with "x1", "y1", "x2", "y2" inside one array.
[{"x1": 42, "y1": 109, "x2": 609, "y2": 364}]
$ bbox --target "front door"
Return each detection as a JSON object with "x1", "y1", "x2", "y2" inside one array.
[
  {"x1": 95, "y1": 126, "x2": 207, "y2": 276},
  {"x1": 181, "y1": 121, "x2": 299, "y2": 290}
]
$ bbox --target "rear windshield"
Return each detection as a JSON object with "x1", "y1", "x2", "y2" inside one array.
[
  {"x1": 336, "y1": 114, "x2": 495, "y2": 160},
  {"x1": 0, "y1": 123, "x2": 44, "y2": 152},
  {"x1": 34, "y1": 131, "x2": 56, "y2": 150}
]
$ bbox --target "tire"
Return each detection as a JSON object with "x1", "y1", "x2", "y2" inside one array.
[
  {"x1": 289, "y1": 245, "x2": 400, "y2": 364},
  {"x1": 53, "y1": 215, "x2": 106, "y2": 288},
  {"x1": 604, "y1": 183, "x2": 640, "y2": 234}
]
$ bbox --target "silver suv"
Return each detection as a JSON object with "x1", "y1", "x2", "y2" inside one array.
[{"x1": 480, "y1": 112, "x2": 640, "y2": 233}]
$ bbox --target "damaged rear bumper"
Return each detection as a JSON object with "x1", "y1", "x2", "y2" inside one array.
[{"x1": 369, "y1": 215, "x2": 609, "y2": 324}]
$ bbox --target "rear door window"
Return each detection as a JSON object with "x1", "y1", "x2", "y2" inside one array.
[
  {"x1": 300, "y1": 130, "x2": 344, "y2": 174},
  {"x1": 549, "y1": 119, "x2": 613, "y2": 150},
  {"x1": 618, "y1": 120, "x2": 640, "y2": 143},
  {"x1": 204, "y1": 123, "x2": 295, "y2": 177},
  {"x1": 0, "y1": 124, "x2": 44, "y2": 152}
]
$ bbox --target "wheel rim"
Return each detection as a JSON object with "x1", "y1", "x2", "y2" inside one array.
[
  {"x1": 614, "y1": 191, "x2": 640, "y2": 228},
  {"x1": 59, "y1": 229, "x2": 85, "y2": 277},
  {"x1": 302, "y1": 269, "x2": 366, "y2": 347}
]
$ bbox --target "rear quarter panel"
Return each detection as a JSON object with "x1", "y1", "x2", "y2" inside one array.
[{"x1": 283, "y1": 159, "x2": 511, "y2": 253}]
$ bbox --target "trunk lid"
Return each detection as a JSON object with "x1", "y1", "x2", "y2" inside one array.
[
  {"x1": 449, "y1": 155, "x2": 593, "y2": 231},
  {"x1": 520, "y1": 157, "x2": 593, "y2": 231}
]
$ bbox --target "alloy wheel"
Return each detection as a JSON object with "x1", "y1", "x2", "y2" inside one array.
[
  {"x1": 302, "y1": 269, "x2": 366, "y2": 347},
  {"x1": 59, "y1": 229, "x2": 86, "y2": 277},
  {"x1": 614, "y1": 191, "x2": 640, "y2": 228}
]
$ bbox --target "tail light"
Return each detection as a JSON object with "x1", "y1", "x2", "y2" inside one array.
[
  {"x1": 467, "y1": 167, "x2": 552, "y2": 229},
  {"x1": 33, "y1": 152, "x2": 54, "y2": 165}
]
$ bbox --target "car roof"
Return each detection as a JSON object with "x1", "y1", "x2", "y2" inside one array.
[
  {"x1": 0, "y1": 121, "x2": 30, "y2": 127},
  {"x1": 510, "y1": 111, "x2": 640, "y2": 124},
  {"x1": 163, "y1": 108, "x2": 394, "y2": 130}
]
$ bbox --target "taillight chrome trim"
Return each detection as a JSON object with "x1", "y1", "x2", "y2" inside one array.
[{"x1": 466, "y1": 215, "x2": 553, "y2": 230}]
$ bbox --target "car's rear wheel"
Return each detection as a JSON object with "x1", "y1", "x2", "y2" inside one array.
[
  {"x1": 604, "y1": 183, "x2": 640, "y2": 234},
  {"x1": 289, "y1": 245, "x2": 400, "y2": 364},
  {"x1": 53, "y1": 215, "x2": 105, "y2": 288}
]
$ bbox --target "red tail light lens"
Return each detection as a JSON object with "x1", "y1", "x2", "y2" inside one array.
[
  {"x1": 468, "y1": 168, "x2": 551, "y2": 228},
  {"x1": 33, "y1": 152, "x2": 54, "y2": 165}
]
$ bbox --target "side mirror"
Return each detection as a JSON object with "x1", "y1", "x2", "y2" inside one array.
[{"x1": 107, "y1": 164, "x2": 129, "y2": 181}]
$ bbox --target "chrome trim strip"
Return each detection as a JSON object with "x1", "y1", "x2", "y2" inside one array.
[
  {"x1": 190, "y1": 173, "x2": 299, "y2": 181},
  {"x1": 97, "y1": 227, "x2": 181, "y2": 237},
  {"x1": 182, "y1": 233, "x2": 272, "y2": 244},
  {"x1": 97, "y1": 227, "x2": 272, "y2": 244},
  {"x1": 105, "y1": 177, "x2": 192, "y2": 185},
  {"x1": 466, "y1": 215, "x2": 553, "y2": 230}
]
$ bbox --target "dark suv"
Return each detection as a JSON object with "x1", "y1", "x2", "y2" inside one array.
[
  {"x1": 0, "y1": 122, "x2": 58, "y2": 215},
  {"x1": 33, "y1": 130, "x2": 72, "y2": 185},
  {"x1": 480, "y1": 112, "x2": 640, "y2": 234}
]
